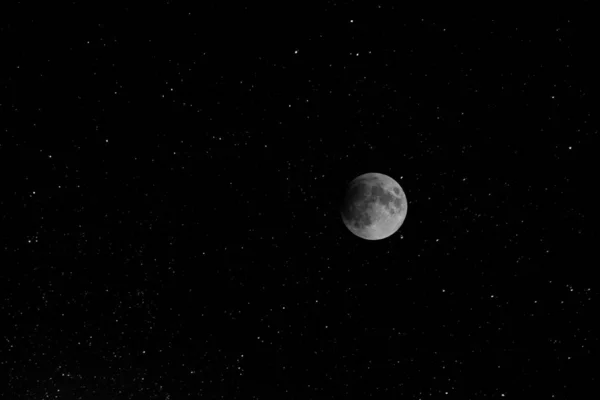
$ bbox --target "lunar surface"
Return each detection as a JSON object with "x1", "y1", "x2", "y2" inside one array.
[{"x1": 341, "y1": 172, "x2": 408, "y2": 240}]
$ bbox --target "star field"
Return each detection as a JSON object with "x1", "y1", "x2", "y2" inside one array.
[{"x1": 1, "y1": 6, "x2": 598, "y2": 400}]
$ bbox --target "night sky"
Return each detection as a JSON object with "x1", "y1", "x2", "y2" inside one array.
[{"x1": 1, "y1": 5, "x2": 598, "y2": 400}]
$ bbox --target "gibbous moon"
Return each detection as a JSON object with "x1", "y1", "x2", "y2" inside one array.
[{"x1": 341, "y1": 172, "x2": 408, "y2": 240}]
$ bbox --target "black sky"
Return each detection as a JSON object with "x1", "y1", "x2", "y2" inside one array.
[{"x1": 1, "y1": 5, "x2": 598, "y2": 400}]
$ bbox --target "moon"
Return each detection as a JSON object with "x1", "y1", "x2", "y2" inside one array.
[{"x1": 341, "y1": 172, "x2": 408, "y2": 240}]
